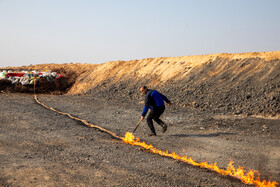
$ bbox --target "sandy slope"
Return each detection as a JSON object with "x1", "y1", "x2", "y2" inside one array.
[
  {"x1": 67, "y1": 51, "x2": 280, "y2": 95},
  {"x1": 4, "y1": 51, "x2": 280, "y2": 117}
]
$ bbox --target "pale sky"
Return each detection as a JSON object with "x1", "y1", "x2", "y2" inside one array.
[{"x1": 0, "y1": 0, "x2": 279, "y2": 67}]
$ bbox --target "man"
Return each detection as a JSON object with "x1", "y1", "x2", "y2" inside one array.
[{"x1": 140, "y1": 86, "x2": 172, "y2": 136}]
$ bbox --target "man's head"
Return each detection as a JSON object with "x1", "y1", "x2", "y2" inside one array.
[{"x1": 140, "y1": 85, "x2": 148, "y2": 95}]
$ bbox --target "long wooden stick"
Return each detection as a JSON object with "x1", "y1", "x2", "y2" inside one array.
[{"x1": 133, "y1": 118, "x2": 143, "y2": 133}]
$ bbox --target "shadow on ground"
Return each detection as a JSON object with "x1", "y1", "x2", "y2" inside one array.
[{"x1": 170, "y1": 132, "x2": 237, "y2": 138}]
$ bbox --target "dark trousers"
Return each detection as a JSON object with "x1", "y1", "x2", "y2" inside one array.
[{"x1": 147, "y1": 106, "x2": 165, "y2": 134}]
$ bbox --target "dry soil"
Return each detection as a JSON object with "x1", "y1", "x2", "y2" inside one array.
[{"x1": 0, "y1": 93, "x2": 279, "y2": 186}]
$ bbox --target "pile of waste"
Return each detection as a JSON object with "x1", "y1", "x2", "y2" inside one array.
[
  {"x1": 1, "y1": 70, "x2": 63, "y2": 85},
  {"x1": 0, "y1": 70, "x2": 69, "y2": 94}
]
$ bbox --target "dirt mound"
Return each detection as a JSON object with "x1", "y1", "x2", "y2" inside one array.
[
  {"x1": 68, "y1": 51, "x2": 280, "y2": 94},
  {"x1": 2, "y1": 51, "x2": 280, "y2": 117},
  {"x1": 70, "y1": 51, "x2": 280, "y2": 117}
]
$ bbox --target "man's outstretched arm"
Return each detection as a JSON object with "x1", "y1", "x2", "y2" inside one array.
[{"x1": 159, "y1": 93, "x2": 172, "y2": 105}]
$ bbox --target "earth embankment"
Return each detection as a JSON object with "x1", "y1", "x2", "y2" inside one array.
[
  {"x1": 4, "y1": 51, "x2": 280, "y2": 117},
  {"x1": 70, "y1": 51, "x2": 280, "y2": 117}
]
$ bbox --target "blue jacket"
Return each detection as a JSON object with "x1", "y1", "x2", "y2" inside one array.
[{"x1": 142, "y1": 89, "x2": 170, "y2": 116}]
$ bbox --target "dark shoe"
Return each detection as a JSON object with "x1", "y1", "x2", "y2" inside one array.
[
  {"x1": 162, "y1": 124, "x2": 167, "y2": 133},
  {"x1": 145, "y1": 133, "x2": 156, "y2": 137}
]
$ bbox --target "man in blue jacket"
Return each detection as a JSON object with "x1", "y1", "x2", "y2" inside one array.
[{"x1": 140, "y1": 86, "x2": 172, "y2": 136}]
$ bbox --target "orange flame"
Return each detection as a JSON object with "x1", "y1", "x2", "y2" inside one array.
[{"x1": 122, "y1": 132, "x2": 278, "y2": 187}]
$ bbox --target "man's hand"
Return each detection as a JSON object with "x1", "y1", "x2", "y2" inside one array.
[
  {"x1": 141, "y1": 116, "x2": 145, "y2": 121},
  {"x1": 168, "y1": 102, "x2": 172, "y2": 106}
]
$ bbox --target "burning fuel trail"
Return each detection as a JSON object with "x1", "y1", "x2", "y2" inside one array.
[{"x1": 123, "y1": 132, "x2": 278, "y2": 187}]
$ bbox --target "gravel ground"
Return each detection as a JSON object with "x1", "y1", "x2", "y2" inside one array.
[{"x1": 0, "y1": 93, "x2": 279, "y2": 186}]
